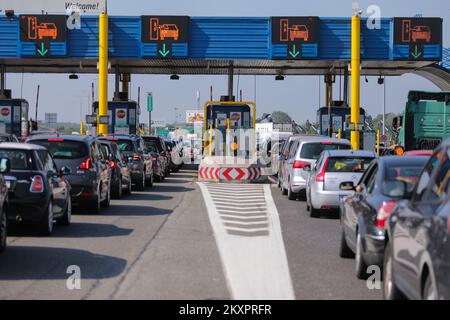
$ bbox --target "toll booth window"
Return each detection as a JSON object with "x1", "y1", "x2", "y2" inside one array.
[
  {"x1": 243, "y1": 112, "x2": 250, "y2": 128},
  {"x1": 230, "y1": 112, "x2": 241, "y2": 128},
  {"x1": 216, "y1": 113, "x2": 227, "y2": 128}
]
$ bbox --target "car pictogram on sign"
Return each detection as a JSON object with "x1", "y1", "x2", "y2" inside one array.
[{"x1": 411, "y1": 26, "x2": 431, "y2": 43}]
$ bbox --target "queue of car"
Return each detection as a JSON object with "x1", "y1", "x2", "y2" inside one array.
[
  {"x1": 275, "y1": 134, "x2": 449, "y2": 300},
  {"x1": 0, "y1": 133, "x2": 182, "y2": 252}
]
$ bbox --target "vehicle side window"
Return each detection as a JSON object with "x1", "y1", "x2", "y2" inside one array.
[
  {"x1": 429, "y1": 148, "x2": 450, "y2": 202},
  {"x1": 99, "y1": 144, "x2": 110, "y2": 160},
  {"x1": 414, "y1": 151, "x2": 442, "y2": 201},
  {"x1": 45, "y1": 152, "x2": 57, "y2": 174},
  {"x1": 288, "y1": 141, "x2": 298, "y2": 160},
  {"x1": 358, "y1": 162, "x2": 374, "y2": 187},
  {"x1": 35, "y1": 150, "x2": 47, "y2": 170},
  {"x1": 282, "y1": 139, "x2": 293, "y2": 157},
  {"x1": 91, "y1": 143, "x2": 98, "y2": 163},
  {"x1": 366, "y1": 165, "x2": 378, "y2": 193}
]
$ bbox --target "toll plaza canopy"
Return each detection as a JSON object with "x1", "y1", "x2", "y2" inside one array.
[{"x1": 0, "y1": 14, "x2": 447, "y2": 81}]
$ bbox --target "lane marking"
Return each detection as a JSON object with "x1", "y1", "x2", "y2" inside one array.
[{"x1": 198, "y1": 182, "x2": 295, "y2": 300}]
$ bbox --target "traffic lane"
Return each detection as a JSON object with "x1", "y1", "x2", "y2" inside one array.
[
  {"x1": 272, "y1": 185, "x2": 382, "y2": 300},
  {"x1": 0, "y1": 166, "x2": 227, "y2": 300}
]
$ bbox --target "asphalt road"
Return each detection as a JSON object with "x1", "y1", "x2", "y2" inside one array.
[{"x1": 0, "y1": 165, "x2": 382, "y2": 300}]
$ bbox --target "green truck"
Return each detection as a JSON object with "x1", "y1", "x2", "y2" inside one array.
[{"x1": 393, "y1": 91, "x2": 450, "y2": 151}]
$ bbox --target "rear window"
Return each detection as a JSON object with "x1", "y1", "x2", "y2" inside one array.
[
  {"x1": 31, "y1": 140, "x2": 88, "y2": 159},
  {"x1": 326, "y1": 157, "x2": 374, "y2": 173},
  {"x1": 144, "y1": 140, "x2": 159, "y2": 152},
  {"x1": 300, "y1": 143, "x2": 351, "y2": 160},
  {"x1": 383, "y1": 165, "x2": 424, "y2": 194},
  {"x1": 0, "y1": 149, "x2": 33, "y2": 170},
  {"x1": 116, "y1": 139, "x2": 134, "y2": 152}
]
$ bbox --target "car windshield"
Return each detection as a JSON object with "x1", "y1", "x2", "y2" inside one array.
[
  {"x1": 116, "y1": 139, "x2": 134, "y2": 152},
  {"x1": 326, "y1": 157, "x2": 374, "y2": 173},
  {"x1": 382, "y1": 165, "x2": 424, "y2": 194},
  {"x1": 0, "y1": 149, "x2": 33, "y2": 170},
  {"x1": 300, "y1": 143, "x2": 351, "y2": 160},
  {"x1": 31, "y1": 140, "x2": 88, "y2": 159}
]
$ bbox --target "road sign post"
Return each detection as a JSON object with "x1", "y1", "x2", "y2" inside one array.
[{"x1": 147, "y1": 93, "x2": 153, "y2": 135}]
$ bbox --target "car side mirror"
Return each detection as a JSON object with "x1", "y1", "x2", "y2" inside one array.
[
  {"x1": 59, "y1": 166, "x2": 72, "y2": 176},
  {"x1": 0, "y1": 158, "x2": 10, "y2": 174},
  {"x1": 340, "y1": 181, "x2": 355, "y2": 191}
]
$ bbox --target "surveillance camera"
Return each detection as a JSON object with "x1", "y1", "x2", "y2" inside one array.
[{"x1": 5, "y1": 10, "x2": 15, "y2": 19}]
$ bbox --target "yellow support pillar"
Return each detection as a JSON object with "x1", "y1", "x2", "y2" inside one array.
[
  {"x1": 98, "y1": 13, "x2": 109, "y2": 136},
  {"x1": 80, "y1": 121, "x2": 85, "y2": 136},
  {"x1": 338, "y1": 128, "x2": 342, "y2": 140},
  {"x1": 350, "y1": 13, "x2": 361, "y2": 150}
]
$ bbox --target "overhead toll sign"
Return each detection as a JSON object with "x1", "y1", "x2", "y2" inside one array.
[
  {"x1": 271, "y1": 16, "x2": 319, "y2": 60},
  {"x1": 393, "y1": 17, "x2": 442, "y2": 61},
  {"x1": 19, "y1": 15, "x2": 67, "y2": 58},
  {"x1": 141, "y1": 16, "x2": 189, "y2": 59}
]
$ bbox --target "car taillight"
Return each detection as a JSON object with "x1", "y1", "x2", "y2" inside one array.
[
  {"x1": 133, "y1": 154, "x2": 141, "y2": 161},
  {"x1": 316, "y1": 159, "x2": 329, "y2": 182},
  {"x1": 447, "y1": 217, "x2": 450, "y2": 234},
  {"x1": 376, "y1": 201, "x2": 396, "y2": 229},
  {"x1": 48, "y1": 138, "x2": 64, "y2": 142},
  {"x1": 293, "y1": 160, "x2": 310, "y2": 169},
  {"x1": 152, "y1": 156, "x2": 157, "y2": 161},
  {"x1": 79, "y1": 157, "x2": 92, "y2": 170},
  {"x1": 30, "y1": 175, "x2": 44, "y2": 193},
  {"x1": 109, "y1": 160, "x2": 117, "y2": 169}
]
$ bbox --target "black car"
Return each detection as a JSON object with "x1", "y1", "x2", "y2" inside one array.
[
  {"x1": 146, "y1": 144, "x2": 165, "y2": 182},
  {"x1": 0, "y1": 143, "x2": 72, "y2": 236},
  {"x1": 27, "y1": 135, "x2": 111, "y2": 214},
  {"x1": 0, "y1": 157, "x2": 14, "y2": 252},
  {"x1": 142, "y1": 136, "x2": 169, "y2": 178},
  {"x1": 109, "y1": 135, "x2": 153, "y2": 191},
  {"x1": 98, "y1": 138, "x2": 132, "y2": 198},
  {"x1": 384, "y1": 145, "x2": 450, "y2": 300},
  {"x1": 339, "y1": 156, "x2": 429, "y2": 279},
  {"x1": 0, "y1": 134, "x2": 19, "y2": 143}
]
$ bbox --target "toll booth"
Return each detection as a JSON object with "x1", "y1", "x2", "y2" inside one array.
[
  {"x1": 203, "y1": 102, "x2": 256, "y2": 157},
  {"x1": 0, "y1": 99, "x2": 30, "y2": 137},
  {"x1": 93, "y1": 101, "x2": 138, "y2": 135},
  {"x1": 317, "y1": 105, "x2": 366, "y2": 148}
]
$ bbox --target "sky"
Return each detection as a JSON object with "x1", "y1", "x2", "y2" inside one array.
[{"x1": 4, "y1": 0, "x2": 450, "y2": 125}]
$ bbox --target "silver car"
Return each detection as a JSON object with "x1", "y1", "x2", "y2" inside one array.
[
  {"x1": 306, "y1": 150, "x2": 376, "y2": 218},
  {"x1": 278, "y1": 135, "x2": 351, "y2": 200}
]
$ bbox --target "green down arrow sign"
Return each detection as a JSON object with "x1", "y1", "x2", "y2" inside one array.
[
  {"x1": 37, "y1": 42, "x2": 49, "y2": 57},
  {"x1": 158, "y1": 43, "x2": 171, "y2": 57},
  {"x1": 289, "y1": 44, "x2": 300, "y2": 58},
  {"x1": 411, "y1": 45, "x2": 422, "y2": 59}
]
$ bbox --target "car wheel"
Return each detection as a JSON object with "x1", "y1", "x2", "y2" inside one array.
[
  {"x1": 112, "y1": 176, "x2": 122, "y2": 199},
  {"x1": 355, "y1": 231, "x2": 368, "y2": 279},
  {"x1": 287, "y1": 184, "x2": 297, "y2": 201},
  {"x1": 0, "y1": 206, "x2": 7, "y2": 253},
  {"x1": 136, "y1": 172, "x2": 145, "y2": 191},
  {"x1": 58, "y1": 196, "x2": 72, "y2": 226},
  {"x1": 101, "y1": 185, "x2": 111, "y2": 208},
  {"x1": 89, "y1": 187, "x2": 101, "y2": 214},
  {"x1": 383, "y1": 242, "x2": 405, "y2": 300},
  {"x1": 339, "y1": 229, "x2": 354, "y2": 258},
  {"x1": 37, "y1": 200, "x2": 54, "y2": 236},
  {"x1": 423, "y1": 275, "x2": 437, "y2": 300},
  {"x1": 146, "y1": 173, "x2": 154, "y2": 188},
  {"x1": 124, "y1": 178, "x2": 132, "y2": 195}
]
